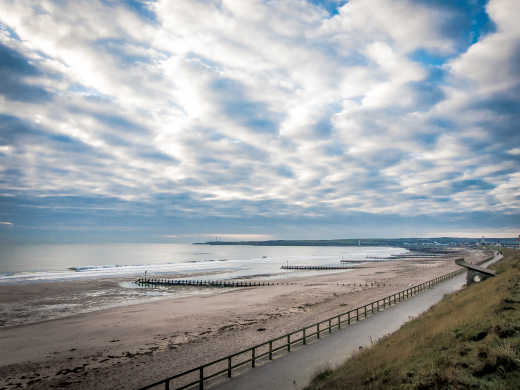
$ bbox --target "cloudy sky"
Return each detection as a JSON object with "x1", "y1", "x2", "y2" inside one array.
[{"x1": 0, "y1": 0, "x2": 519, "y2": 243}]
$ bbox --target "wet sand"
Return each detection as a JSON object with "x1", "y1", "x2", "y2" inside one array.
[{"x1": 0, "y1": 249, "x2": 489, "y2": 389}]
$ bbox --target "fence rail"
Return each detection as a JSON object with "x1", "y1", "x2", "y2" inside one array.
[{"x1": 137, "y1": 255, "x2": 493, "y2": 390}]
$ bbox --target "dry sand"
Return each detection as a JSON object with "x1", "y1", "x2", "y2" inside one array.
[{"x1": 0, "y1": 249, "x2": 490, "y2": 390}]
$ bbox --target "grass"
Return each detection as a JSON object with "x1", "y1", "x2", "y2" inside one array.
[{"x1": 304, "y1": 249, "x2": 520, "y2": 390}]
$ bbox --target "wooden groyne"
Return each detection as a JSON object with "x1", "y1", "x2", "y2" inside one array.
[
  {"x1": 135, "y1": 278, "x2": 294, "y2": 287},
  {"x1": 280, "y1": 265, "x2": 360, "y2": 270},
  {"x1": 340, "y1": 259, "x2": 386, "y2": 263}
]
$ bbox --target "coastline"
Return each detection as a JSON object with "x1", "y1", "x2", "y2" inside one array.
[{"x1": 0, "y1": 249, "x2": 489, "y2": 390}]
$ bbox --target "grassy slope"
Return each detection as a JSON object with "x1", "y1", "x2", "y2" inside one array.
[{"x1": 305, "y1": 249, "x2": 520, "y2": 390}]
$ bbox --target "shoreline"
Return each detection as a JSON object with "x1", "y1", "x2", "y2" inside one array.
[{"x1": 0, "y1": 248, "x2": 490, "y2": 390}]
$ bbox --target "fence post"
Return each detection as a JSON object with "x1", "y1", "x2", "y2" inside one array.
[
  {"x1": 252, "y1": 347, "x2": 255, "y2": 368},
  {"x1": 288, "y1": 334, "x2": 291, "y2": 351},
  {"x1": 356, "y1": 308, "x2": 359, "y2": 321},
  {"x1": 364, "y1": 305, "x2": 367, "y2": 319},
  {"x1": 228, "y1": 357, "x2": 232, "y2": 377},
  {"x1": 199, "y1": 366, "x2": 204, "y2": 390},
  {"x1": 337, "y1": 315, "x2": 341, "y2": 329},
  {"x1": 348, "y1": 311, "x2": 351, "y2": 325},
  {"x1": 303, "y1": 328, "x2": 306, "y2": 345},
  {"x1": 165, "y1": 379, "x2": 170, "y2": 390},
  {"x1": 329, "y1": 319, "x2": 332, "y2": 333},
  {"x1": 317, "y1": 323, "x2": 320, "y2": 339}
]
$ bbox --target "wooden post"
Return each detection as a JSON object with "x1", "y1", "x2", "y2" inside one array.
[
  {"x1": 252, "y1": 347, "x2": 255, "y2": 367},
  {"x1": 328, "y1": 319, "x2": 332, "y2": 333},
  {"x1": 317, "y1": 323, "x2": 320, "y2": 339},
  {"x1": 337, "y1": 315, "x2": 341, "y2": 329},
  {"x1": 269, "y1": 341, "x2": 273, "y2": 359},
  {"x1": 364, "y1": 305, "x2": 367, "y2": 318},
  {"x1": 199, "y1": 367, "x2": 204, "y2": 390},
  {"x1": 348, "y1": 311, "x2": 351, "y2": 325},
  {"x1": 228, "y1": 357, "x2": 232, "y2": 377},
  {"x1": 356, "y1": 308, "x2": 359, "y2": 321},
  {"x1": 165, "y1": 379, "x2": 170, "y2": 390},
  {"x1": 287, "y1": 334, "x2": 291, "y2": 351},
  {"x1": 303, "y1": 328, "x2": 306, "y2": 345}
]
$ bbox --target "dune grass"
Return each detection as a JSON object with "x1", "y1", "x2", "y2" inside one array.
[{"x1": 304, "y1": 249, "x2": 520, "y2": 390}]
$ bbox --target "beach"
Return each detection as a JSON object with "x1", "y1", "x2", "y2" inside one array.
[{"x1": 0, "y1": 248, "x2": 490, "y2": 390}]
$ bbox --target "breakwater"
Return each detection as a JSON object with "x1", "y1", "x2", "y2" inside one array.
[
  {"x1": 135, "y1": 278, "x2": 295, "y2": 288},
  {"x1": 280, "y1": 265, "x2": 361, "y2": 270}
]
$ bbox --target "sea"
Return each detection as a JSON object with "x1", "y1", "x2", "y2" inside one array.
[
  {"x1": 0, "y1": 243, "x2": 408, "y2": 283},
  {"x1": 0, "y1": 244, "x2": 408, "y2": 326}
]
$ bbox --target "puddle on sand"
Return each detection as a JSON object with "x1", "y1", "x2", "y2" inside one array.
[{"x1": 0, "y1": 282, "x2": 229, "y2": 328}]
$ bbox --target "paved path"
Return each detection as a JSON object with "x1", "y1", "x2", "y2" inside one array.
[{"x1": 212, "y1": 252, "x2": 502, "y2": 390}]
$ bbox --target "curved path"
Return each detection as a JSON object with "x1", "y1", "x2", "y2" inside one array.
[{"x1": 212, "y1": 252, "x2": 502, "y2": 390}]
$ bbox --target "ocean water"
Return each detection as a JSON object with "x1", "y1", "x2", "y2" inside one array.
[
  {"x1": 0, "y1": 244, "x2": 409, "y2": 326},
  {"x1": 0, "y1": 243, "x2": 408, "y2": 284}
]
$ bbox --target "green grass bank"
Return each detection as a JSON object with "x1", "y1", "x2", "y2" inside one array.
[{"x1": 305, "y1": 249, "x2": 520, "y2": 390}]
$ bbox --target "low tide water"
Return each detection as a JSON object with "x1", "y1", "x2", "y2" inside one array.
[
  {"x1": 0, "y1": 244, "x2": 408, "y2": 327},
  {"x1": 0, "y1": 243, "x2": 408, "y2": 283}
]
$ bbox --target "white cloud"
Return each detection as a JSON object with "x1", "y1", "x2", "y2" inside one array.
[{"x1": 0, "y1": 0, "x2": 518, "y2": 223}]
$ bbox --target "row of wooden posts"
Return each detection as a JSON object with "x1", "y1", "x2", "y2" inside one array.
[
  {"x1": 136, "y1": 278, "x2": 387, "y2": 289},
  {"x1": 136, "y1": 278, "x2": 295, "y2": 288},
  {"x1": 280, "y1": 264, "x2": 359, "y2": 270}
]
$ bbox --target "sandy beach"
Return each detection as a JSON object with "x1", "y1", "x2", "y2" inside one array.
[{"x1": 0, "y1": 249, "x2": 490, "y2": 390}]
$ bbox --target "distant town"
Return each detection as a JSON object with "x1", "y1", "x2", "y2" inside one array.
[{"x1": 196, "y1": 237, "x2": 520, "y2": 248}]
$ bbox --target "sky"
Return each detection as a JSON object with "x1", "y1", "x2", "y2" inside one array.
[{"x1": 0, "y1": 0, "x2": 519, "y2": 243}]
